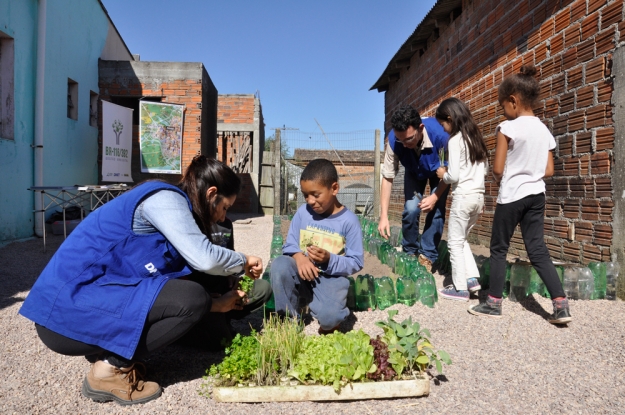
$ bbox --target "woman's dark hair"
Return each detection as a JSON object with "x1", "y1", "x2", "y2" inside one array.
[
  {"x1": 391, "y1": 105, "x2": 422, "y2": 131},
  {"x1": 178, "y1": 155, "x2": 241, "y2": 236},
  {"x1": 435, "y1": 97, "x2": 488, "y2": 164},
  {"x1": 498, "y1": 65, "x2": 540, "y2": 108}
]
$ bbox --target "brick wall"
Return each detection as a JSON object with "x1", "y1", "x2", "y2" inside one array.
[
  {"x1": 217, "y1": 95, "x2": 255, "y2": 125},
  {"x1": 98, "y1": 61, "x2": 217, "y2": 184},
  {"x1": 383, "y1": 0, "x2": 623, "y2": 264}
]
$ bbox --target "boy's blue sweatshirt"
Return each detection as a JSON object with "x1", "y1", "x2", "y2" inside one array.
[{"x1": 283, "y1": 203, "x2": 364, "y2": 277}]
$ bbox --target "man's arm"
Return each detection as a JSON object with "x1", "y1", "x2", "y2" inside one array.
[{"x1": 378, "y1": 177, "x2": 394, "y2": 239}]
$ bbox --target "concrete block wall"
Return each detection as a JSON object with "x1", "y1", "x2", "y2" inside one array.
[
  {"x1": 384, "y1": 0, "x2": 624, "y2": 264},
  {"x1": 98, "y1": 61, "x2": 217, "y2": 184}
]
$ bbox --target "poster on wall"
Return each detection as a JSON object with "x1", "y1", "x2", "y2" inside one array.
[
  {"x1": 101, "y1": 100, "x2": 133, "y2": 182},
  {"x1": 139, "y1": 101, "x2": 184, "y2": 174}
]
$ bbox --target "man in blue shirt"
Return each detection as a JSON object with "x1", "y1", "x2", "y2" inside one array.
[{"x1": 378, "y1": 105, "x2": 450, "y2": 270}]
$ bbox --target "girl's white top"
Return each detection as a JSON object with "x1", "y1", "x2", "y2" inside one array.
[
  {"x1": 496, "y1": 116, "x2": 556, "y2": 204},
  {"x1": 442, "y1": 132, "x2": 487, "y2": 195}
]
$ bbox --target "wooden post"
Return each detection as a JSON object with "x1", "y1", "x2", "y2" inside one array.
[
  {"x1": 373, "y1": 129, "x2": 381, "y2": 218},
  {"x1": 273, "y1": 129, "x2": 281, "y2": 216}
]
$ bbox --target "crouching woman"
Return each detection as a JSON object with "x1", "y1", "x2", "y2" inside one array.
[{"x1": 19, "y1": 156, "x2": 262, "y2": 406}]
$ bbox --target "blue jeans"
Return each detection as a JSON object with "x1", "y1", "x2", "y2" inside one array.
[
  {"x1": 270, "y1": 255, "x2": 350, "y2": 330},
  {"x1": 402, "y1": 172, "x2": 448, "y2": 261}
]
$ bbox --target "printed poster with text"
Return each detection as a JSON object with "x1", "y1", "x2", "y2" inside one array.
[
  {"x1": 101, "y1": 100, "x2": 133, "y2": 182},
  {"x1": 139, "y1": 101, "x2": 184, "y2": 174},
  {"x1": 299, "y1": 225, "x2": 346, "y2": 256}
]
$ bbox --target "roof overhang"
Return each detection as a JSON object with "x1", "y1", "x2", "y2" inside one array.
[{"x1": 370, "y1": 0, "x2": 462, "y2": 92}]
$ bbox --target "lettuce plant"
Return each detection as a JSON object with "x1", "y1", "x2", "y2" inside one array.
[{"x1": 375, "y1": 310, "x2": 451, "y2": 376}]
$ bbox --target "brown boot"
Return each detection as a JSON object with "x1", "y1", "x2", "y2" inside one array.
[
  {"x1": 82, "y1": 360, "x2": 162, "y2": 405},
  {"x1": 418, "y1": 254, "x2": 433, "y2": 272}
]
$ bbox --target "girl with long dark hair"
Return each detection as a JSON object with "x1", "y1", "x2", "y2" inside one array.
[{"x1": 435, "y1": 97, "x2": 488, "y2": 301}]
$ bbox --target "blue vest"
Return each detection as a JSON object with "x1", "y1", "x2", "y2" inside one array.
[
  {"x1": 19, "y1": 182, "x2": 193, "y2": 359},
  {"x1": 388, "y1": 117, "x2": 449, "y2": 180}
]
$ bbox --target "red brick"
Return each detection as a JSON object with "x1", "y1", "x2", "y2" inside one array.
[
  {"x1": 570, "y1": 0, "x2": 587, "y2": 22},
  {"x1": 582, "y1": 11, "x2": 600, "y2": 40},
  {"x1": 576, "y1": 131, "x2": 592, "y2": 153},
  {"x1": 555, "y1": 8, "x2": 572, "y2": 33},
  {"x1": 545, "y1": 98, "x2": 559, "y2": 117},
  {"x1": 564, "y1": 157, "x2": 580, "y2": 176},
  {"x1": 591, "y1": 151, "x2": 611, "y2": 174},
  {"x1": 586, "y1": 104, "x2": 607, "y2": 128},
  {"x1": 568, "y1": 109, "x2": 585, "y2": 131},
  {"x1": 550, "y1": 32, "x2": 565, "y2": 56},
  {"x1": 586, "y1": 57, "x2": 607, "y2": 82},
  {"x1": 575, "y1": 221, "x2": 594, "y2": 242},
  {"x1": 546, "y1": 237, "x2": 563, "y2": 258},
  {"x1": 559, "y1": 134, "x2": 573, "y2": 154},
  {"x1": 601, "y1": 0, "x2": 623, "y2": 27},
  {"x1": 583, "y1": 244, "x2": 604, "y2": 261},
  {"x1": 553, "y1": 115, "x2": 569, "y2": 135},
  {"x1": 593, "y1": 0, "x2": 611, "y2": 13},
  {"x1": 595, "y1": 126, "x2": 614, "y2": 150},
  {"x1": 594, "y1": 223, "x2": 613, "y2": 244},
  {"x1": 560, "y1": 91, "x2": 575, "y2": 112},
  {"x1": 562, "y1": 47, "x2": 578, "y2": 70},
  {"x1": 564, "y1": 23, "x2": 582, "y2": 47},
  {"x1": 567, "y1": 66, "x2": 583, "y2": 89},
  {"x1": 535, "y1": 42, "x2": 548, "y2": 63},
  {"x1": 553, "y1": 219, "x2": 570, "y2": 238},
  {"x1": 600, "y1": 199, "x2": 614, "y2": 221},
  {"x1": 540, "y1": 18, "x2": 556, "y2": 42},
  {"x1": 576, "y1": 85, "x2": 595, "y2": 108},
  {"x1": 552, "y1": 73, "x2": 565, "y2": 94},
  {"x1": 546, "y1": 200, "x2": 562, "y2": 217},
  {"x1": 595, "y1": 177, "x2": 612, "y2": 197},
  {"x1": 580, "y1": 154, "x2": 590, "y2": 175},
  {"x1": 597, "y1": 80, "x2": 613, "y2": 102},
  {"x1": 596, "y1": 27, "x2": 616, "y2": 55},
  {"x1": 563, "y1": 241, "x2": 582, "y2": 262}
]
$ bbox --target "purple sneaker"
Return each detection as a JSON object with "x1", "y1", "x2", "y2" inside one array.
[
  {"x1": 438, "y1": 285, "x2": 469, "y2": 302},
  {"x1": 467, "y1": 278, "x2": 481, "y2": 292}
]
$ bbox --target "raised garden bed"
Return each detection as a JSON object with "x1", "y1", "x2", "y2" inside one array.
[{"x1": 212, "y1": 377, "x2": 429, "y2": 402}]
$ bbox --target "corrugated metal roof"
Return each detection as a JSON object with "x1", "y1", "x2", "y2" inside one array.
[{"x1": 370, "y1": 0, "x2": 462, "y2": 92}]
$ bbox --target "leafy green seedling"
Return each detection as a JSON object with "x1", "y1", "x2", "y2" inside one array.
[
  {"x1": 375, "y1": 309, "x2": 451, "y2": 376},
  {"x1": 239, "y1": 275, "x2": 254, "y2": 298}
]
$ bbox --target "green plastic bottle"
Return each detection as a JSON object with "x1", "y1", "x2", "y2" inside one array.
[
  {"x1": 528, "y1": 266, "x2": 545, "y2": 296},
  {"x1": 374, "y1": 276, "x2": 396, "y2": 310},
  {"x1": 262, "y1": 260, "x2": 275, "y2": 312},
  {"x1": 355, "y1": 274, "x2": 376, "y2": 311},
  {"x1": 419, "y1": 274, "x2": 436, "y2": 308},
  {"x1": 509, "y1": 263, "x2": 531, "y2": 302},
  {"x1": 346, "y1": 276, "x2": 356, "y2": 310},
  {"x1": 587, "y1": 262, "x2": 606, "y2": 300},
  {"x1": 605, "y1": 262, "x2": 619, "y2": 300},
  {"x1": 479, "y1": 257, "x2": 491, "y2": 289},
  {"x1": 394, "y1": 253, "x2": 406, "y2": 276},
  {"x1": 397, "y1": 274, "x2": 418, "y2": 306}
]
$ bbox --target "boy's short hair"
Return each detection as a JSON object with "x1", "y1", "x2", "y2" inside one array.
[{"x1": 300, "y1": 158, "x2": 338, "y2": 188}]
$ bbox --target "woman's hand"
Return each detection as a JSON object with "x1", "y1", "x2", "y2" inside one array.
[
  {"x1": 210, "y1": 289, "x2": 246, "y2": 312},
  {"x1": 436, "y1": 166, "x2": 447, "y2": 179},
  {"x1": 244, "y1": 255, "x2": 263, "y2": 279}
]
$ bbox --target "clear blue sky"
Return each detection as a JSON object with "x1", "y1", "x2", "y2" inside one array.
[{"x1": 101, "y1": 0, "x2": 438, "y2": 138}]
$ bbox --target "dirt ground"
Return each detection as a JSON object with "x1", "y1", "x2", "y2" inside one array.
[{"x1": 2, "y1": 215, "x2": 624, "y2": 414}]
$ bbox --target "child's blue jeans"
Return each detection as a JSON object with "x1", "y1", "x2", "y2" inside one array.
[{"x1": 270, "y1": 255, "x2": 350, "y2": 330}]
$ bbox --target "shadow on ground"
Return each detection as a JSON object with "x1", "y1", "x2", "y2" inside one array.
[{"x1": 0, "y1": 235, "x2": 63, "y2": 311}]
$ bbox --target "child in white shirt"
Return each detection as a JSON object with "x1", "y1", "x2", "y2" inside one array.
[
  {"x1": 468, "y1": 65, "x2": 572, "y2": 325},
  {"x1": 435, "y1": 98, "x2": 488, "y2": 301}
]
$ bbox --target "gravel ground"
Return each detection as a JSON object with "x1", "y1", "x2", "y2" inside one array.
[{"x1": 1, "y1": 214, "x2": 625, "y2": 414}]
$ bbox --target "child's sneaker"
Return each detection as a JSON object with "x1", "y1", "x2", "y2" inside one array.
[
  {"x1": 468, "y1": 295, "x2": 503, "y2": 318},
  {"x1": 466, "y1": 278, "x2": 481, "y2": 292},
  {"x1": 548, "y1": 298, "x2": 572, "y2": 325},
  {"x1": 438, "y1": 285, "x2": 469, "y2": 301}
]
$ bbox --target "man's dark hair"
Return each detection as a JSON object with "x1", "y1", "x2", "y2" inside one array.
[
  {"x1": 300, "y1": 158, "x2": 338, "y2": 188},
  {"x1": 391, "y1": 105, "x2": 422, "y2": 132}
]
